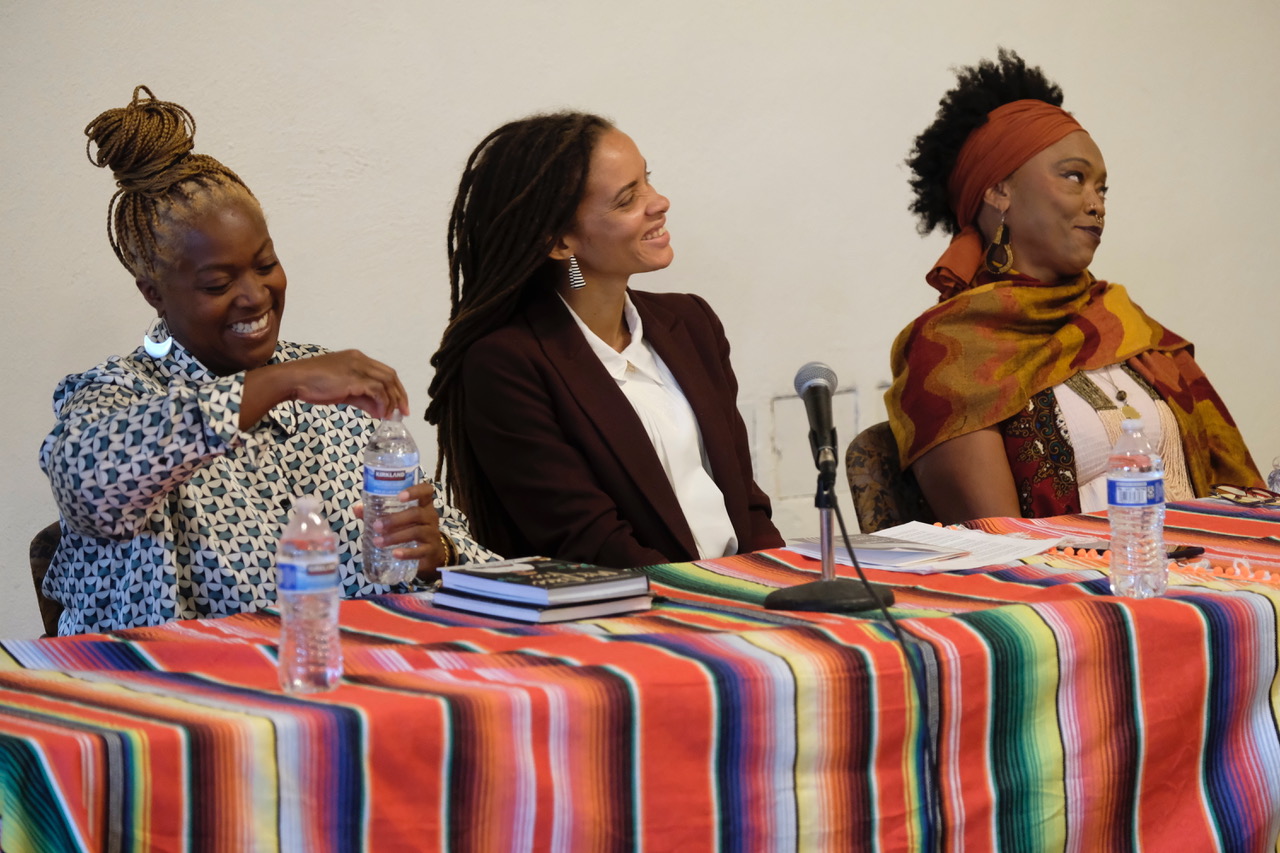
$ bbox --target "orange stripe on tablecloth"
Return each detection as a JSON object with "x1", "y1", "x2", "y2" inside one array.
[
  {"x1": 585, "y1": 637, "x2": 718, "y2": 851},
  {"x1": 865, "y1": 632, "x2": 928, "y2": 851},
  {"x1": 1129, "y1": 597, "x2": 1218, "y2": 850},
  {"x1": 326, "y1": 677, "x2": 446, "y2": 851},
  {"x1": 1164, "y1": 505, "x2": 1280, "y2": 539}
]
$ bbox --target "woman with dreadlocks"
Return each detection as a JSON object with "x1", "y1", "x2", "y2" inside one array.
[
  {"x1": 886, "y1": 50, "x2": 1259, "y2": 523},
  {"x1": 426, "y1": 113, "x2": 782, "y2": 568},
  {"x1": 40, "y1": 86, "x2": 493, "y2": 635}
]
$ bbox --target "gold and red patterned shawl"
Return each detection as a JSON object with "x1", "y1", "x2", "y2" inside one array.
[{"x1": 886, "y1": 272, "x2": 1260, "y2": 493}]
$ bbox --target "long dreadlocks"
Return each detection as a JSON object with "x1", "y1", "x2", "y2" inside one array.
[{"x1": 425, "y1": 111, "x2": 611, "y2": 543}]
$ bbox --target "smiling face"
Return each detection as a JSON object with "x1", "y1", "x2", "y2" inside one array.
[
  {"x1": 991, "y1": 130, "x2": 1108, "y2": 284},
  {"x1": 556, "y1": 129, "x2": 673, "y2": 288},
  {"x1": 137, "y1": 198, "x2": 286, "y2": 375}
]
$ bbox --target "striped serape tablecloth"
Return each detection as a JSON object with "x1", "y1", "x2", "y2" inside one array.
[{"x1": 3, "y1": 500, "x2": 1280, "y2": 852}]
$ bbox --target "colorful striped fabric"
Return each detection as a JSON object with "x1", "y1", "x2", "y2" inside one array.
[{"x1": 2, "y1": 501, "x2": 1279, "y2": 851}]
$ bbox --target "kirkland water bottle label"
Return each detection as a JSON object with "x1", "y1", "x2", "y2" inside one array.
[
  {"x1": 1107, "y1": 476, "x2": 1165, "y2": 507},
  {"x1": 279, "y1": 555, "x2": 340, "y2": 592},
  {"x1": 363, "y1": 464, "x2": 419, "y2": 496}
]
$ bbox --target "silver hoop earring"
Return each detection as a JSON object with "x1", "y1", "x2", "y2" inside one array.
[
  {"x1": 568, "y1": 255, "x2": 586, "y2": 290},
  {"x1": 143, "y1": 316, "x2": 173, "y2": 359}
]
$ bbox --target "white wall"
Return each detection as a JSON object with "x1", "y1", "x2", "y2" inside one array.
[{"x1": 3, "y1": 0, "x2": 1278, "y2": 638}]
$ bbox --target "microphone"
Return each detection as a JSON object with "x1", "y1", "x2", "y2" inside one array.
[
  {"x1": 765, "y1": 360, "x2": 895, "y2": 614},
  {"x1": 794, "y1": 361, "x2": 838, "y2": 481}
]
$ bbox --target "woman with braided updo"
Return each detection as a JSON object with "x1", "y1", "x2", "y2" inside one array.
[
  {"x1": 885, "y1": 50, "x2": 1260, "y2": 523},
  {"x1": 40, "y1": 86, "x2": 493, "y2": 635},
  {"x1": 426, "y1": 112, "x2": 782, "y2": 567}
]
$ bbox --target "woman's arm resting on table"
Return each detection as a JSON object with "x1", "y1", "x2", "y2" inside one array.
[{"x1": 911, "y1": 427, "x2": 1022, "y2": 523}]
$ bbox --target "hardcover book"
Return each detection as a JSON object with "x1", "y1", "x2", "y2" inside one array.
[
  {"x1": 432, "y1": 589, "x2": 653, "y2": 623},
  {"x1": 440, "y1": 557, "x2": 650, "y2": 605}
]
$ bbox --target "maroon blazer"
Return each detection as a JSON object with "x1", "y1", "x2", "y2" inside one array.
[{"x1": 460, "y1": 288, "x2": 783, "y2": 568}]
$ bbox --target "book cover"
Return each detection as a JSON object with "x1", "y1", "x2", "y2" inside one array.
[
  {"x1": 441, "y1": 557, "x2": 650, "y2": 604},
  {"x1": 432, "y1": 590, "x2": 654, "y2": 623}
]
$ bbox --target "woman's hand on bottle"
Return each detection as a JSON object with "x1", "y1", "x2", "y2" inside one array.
[
  {"x1": 353, "y1": 480, "x2": 450, "y2": 581},
  {"x1": 241, "y1": 350, "x2": 409, "y2": 428}
]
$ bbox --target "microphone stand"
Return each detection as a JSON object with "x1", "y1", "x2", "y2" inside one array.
[
  {"x1": 764, "y1": 444, "x2": 894, "y2": 612},
  {"x1": 817, "y1": 456, "x2": 837, "y2": 584}
]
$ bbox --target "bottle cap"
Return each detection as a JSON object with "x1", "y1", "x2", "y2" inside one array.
[
  {"x1": 293, "y1": 495, "x2": 322, "y2": 519},
  {"x1": 1120, "y1": 418, "x2": 1144, "y2": 431}
]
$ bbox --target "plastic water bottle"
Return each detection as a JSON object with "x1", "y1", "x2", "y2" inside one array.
[
  {"x1": 1106, "y1": 419, "x2": 1167, "y2": 599},
  {"x1": 277, "y1": 496, "x2": 342, "y2": 693},
  {"x1": 362, "y1": 412, "x2": 420, "y2": 585}
]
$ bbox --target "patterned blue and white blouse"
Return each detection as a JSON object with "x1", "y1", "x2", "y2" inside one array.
[{"x1": 40, "y1": 339, "x2": 497, "y2": 635}]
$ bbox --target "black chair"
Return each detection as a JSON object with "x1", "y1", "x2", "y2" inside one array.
[
  {"x1": 844, "y1": 421, "x2": 935, "y2": 533},
  {"x1": 29, "y1": 522, "x2": 64, "y2": 637}
]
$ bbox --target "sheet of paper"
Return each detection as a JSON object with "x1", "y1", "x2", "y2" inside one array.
[
  {"x1": 871, "y1": 522, "x2": 1061, "y2": 571},
  {"x1": 786, "y1": 535, "x2": 967, "y2": 568},
  {"x1": 785, "y1": 522, "x2": 1061, "y2": 574}
]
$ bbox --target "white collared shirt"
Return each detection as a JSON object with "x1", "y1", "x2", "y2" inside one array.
[{"x1": 559, "y1": 294, "x2": 737, "y2": 559}]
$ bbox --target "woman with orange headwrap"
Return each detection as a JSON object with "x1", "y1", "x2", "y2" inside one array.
[{"x1": 886, "y1": 50, "x2": 1260, "y2": 522}]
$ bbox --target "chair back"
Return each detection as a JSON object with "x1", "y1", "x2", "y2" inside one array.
[
  {"x1": 30, "y1": 522, "x2": 64, "y2": 637},
  {"x1": 844, "y1": 421, "x2": 935, "y2": 533}
]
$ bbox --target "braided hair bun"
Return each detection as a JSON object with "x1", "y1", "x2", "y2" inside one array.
[{"x1": 85, "y1": 86, "x2": 253, "y2": 278}]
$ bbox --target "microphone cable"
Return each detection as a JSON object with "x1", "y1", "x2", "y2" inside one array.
[
  {"x1": 831, "y1": 497, "x2": 944, "y2": 850},
  {"x1": 790, "y1": 360, "x2": 941, "y2": 845}
]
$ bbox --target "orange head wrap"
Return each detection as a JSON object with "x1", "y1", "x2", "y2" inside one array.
[{"x1": 926, "y1": 99, "x2": 1085, "y2": 298}]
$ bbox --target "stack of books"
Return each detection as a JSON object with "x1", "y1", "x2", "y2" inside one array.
[{"x1": 433, "y1": 557, "x2": 653, "y2": 623}]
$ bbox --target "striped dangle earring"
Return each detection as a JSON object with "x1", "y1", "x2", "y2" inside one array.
[
  {"x1": 143, "y1": 316, "x2": 173, "y2": 359},
  {"x1": 568, "y1": 254, "x2": 586, "y2": 290}
]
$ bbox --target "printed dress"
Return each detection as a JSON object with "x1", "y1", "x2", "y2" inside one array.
[{"x1": 40, "y1": 339, "x2": 495, "y2": 635}]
